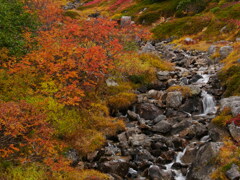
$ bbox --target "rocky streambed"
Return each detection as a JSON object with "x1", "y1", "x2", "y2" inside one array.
[{"x1": 72, "y1": 42, "x2": 240, "y2": 180}]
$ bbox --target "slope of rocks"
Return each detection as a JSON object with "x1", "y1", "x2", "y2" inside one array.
[{"x1": 76, "y1": 42, "x2": 240, "y2": 180}]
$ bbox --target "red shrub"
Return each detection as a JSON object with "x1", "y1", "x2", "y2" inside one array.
[{"x1": 227, "y1": 114, "x2": 240, "y2": 126}]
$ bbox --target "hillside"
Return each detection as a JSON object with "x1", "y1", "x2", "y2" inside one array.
[{"x1": 0, "y1": 0, "x2": 239, "y2": 179}]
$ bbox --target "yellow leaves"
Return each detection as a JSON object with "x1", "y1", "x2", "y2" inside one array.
[{"x1": 69, "y1": 129, "x2": 106, "y2": 154}]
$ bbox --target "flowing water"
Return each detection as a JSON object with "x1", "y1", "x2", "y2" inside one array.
[{"x1": 201, "y1": 90, "x2": 217, "y2": 115}]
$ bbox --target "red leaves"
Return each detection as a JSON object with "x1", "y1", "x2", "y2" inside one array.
[{"x1": 227, "y1": 114, "x2": 240, "y2": 126}]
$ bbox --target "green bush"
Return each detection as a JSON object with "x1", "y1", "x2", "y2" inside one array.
[
  {"x1": 0, "y1": 0, "x2": 38, "y2": 56},
  {"x1": 152, "y1": 16, "x2": 211, "y2": 39}
]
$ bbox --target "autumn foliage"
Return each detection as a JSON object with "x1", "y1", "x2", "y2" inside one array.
[
  {"x1": 0, "y1": 101, "x2": 57, "y2": 162},
  {"x1": 11, "y1": 2, "x2": 149, "y2": 105},
  {"x1": 0, "y1": 0, "x2": 150, "y2": 177}
]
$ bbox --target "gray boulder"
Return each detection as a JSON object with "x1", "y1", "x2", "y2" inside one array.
[
  {"x1": 186, "y1": 142, "x2": 223, "y2": 180},
  {"x1": 166, "y1": 91, "x2": 183, "y2": 108},
  {"x1": 129, "y1": 134, "x2": 151, "y2": 147},
  {"x1": 157, "y1": 71, "x2": 171, "y2": 81},
  {"x1": 220, "y1": 96, "x2": 240, "y2": 116},
  {"x1": 219, "y1": 46, "x2": 233, "y2": 59}
]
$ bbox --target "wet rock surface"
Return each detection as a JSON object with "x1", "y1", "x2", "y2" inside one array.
[{"x1": 77, "y1": 42, "x2": 235, "y2": 179}]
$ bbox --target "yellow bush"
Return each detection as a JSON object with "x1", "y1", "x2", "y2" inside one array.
[
  {"x1": 167, "y1": 85, "x2": 192, "y2": 97},
  {"x1": 2, "y1": 163, "x2": 46, "y2": 180},
  {"x1": 139, "y1": 53, "x2": 174, "y2": 71},
  {"x1": 107, "y1": 92, "x2": 137, "y2": 111},
  {"x1": 114, "y1": 53, "x2": 173, "y2": 85},
  {"x1": 52, "y1": 169, "x2": 110, "y2": 180},
  {"x1": 211, "y1": 140, "x2": 240, "y2": 179},
  {"x1": 77, "y1": 170, "x2": 111, "y2": 180},
  {"x1": 68, "y1": 129, "x2": 106, "y2": 155},
  {"x1": 91, "y1": 115, "x2": 125, "y2": 136},
  {"x1": 212, "y1": 107, "x2": 232, "y2": 127}
]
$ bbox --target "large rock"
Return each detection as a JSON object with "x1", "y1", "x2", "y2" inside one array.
[
  {"x1": 220, "y1": 96, "x2": 240, "y2": 116},
  {"x1": 186, "y1": 142, "x2": 223, "y2": 180},
  {"x1": 136, "y1": 103, "x2": 163, "y2": 120},
  {"x1": 171, "y1": 120, "x2": 192, "y2": 134},
  {"x1": 181, "y1": 145, "x2": 198, "y2": 164},
  {"x1": 219, "y1": 46, "x2": 233, "y2": 59},
  {"x1": 180, "y1": 96, "x2": 202, "y2": 114},
  {"x1": 152, "y1": 120, "x2": 172, "y2": 134},
  {"x1": 166, "y1": 91, "x2": 183, "y2": 108},
  {"x1": 188, "y1": 85, "x2": 201, "y2": 96},
  {"x1": 228, "y1": 122, "x2": 240, "y2": 142},
  {"x1": 99, "y1": 160, "x2": 130, "y2": 177},
  {"x1": 225, "y1": 164, "x2": 240, "y2": 180}
]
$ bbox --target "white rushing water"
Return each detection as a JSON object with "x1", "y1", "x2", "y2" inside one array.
[
  {"x1": 201, "y1": 90, "x2": 217, "y2": 115},
  {"x1": 196, "y1": 74, "x2": 210, "y2": 84}
]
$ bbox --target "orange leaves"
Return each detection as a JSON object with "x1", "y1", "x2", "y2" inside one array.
[{"x1": 0, "y1": 101, "x2": 60, "y2": 163}]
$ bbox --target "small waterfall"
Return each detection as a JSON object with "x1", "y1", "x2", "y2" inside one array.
[
  {"x1": 201, "y1": 90, "x2": 217, "y2": 115},
  {"x1": 164, "y1": 148, "x2": 188, "y2": 180}
]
